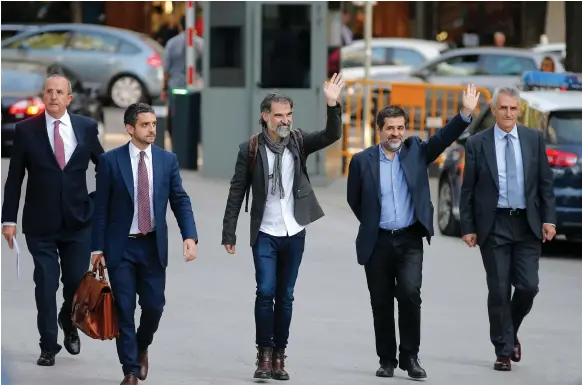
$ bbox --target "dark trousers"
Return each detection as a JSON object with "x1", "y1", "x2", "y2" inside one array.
[
  {"x1": 109, "y1": 234, "x2": 166, "y2": 376},
  {"x1": 364, "y1": 226, "x2": 424, "y2": 366},
  {"x1": 252, "y1": 230, "x2": 306, "y2": 349},
  {"x1": 479, "y1": 212, "x2": 540, "y2": 357},
  {"x1": 25, "y1": 226, "x2": 91, "y2": 352}
]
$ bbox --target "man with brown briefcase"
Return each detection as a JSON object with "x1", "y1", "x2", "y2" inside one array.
[{"x1": 90, "y1": 102, "x2": 198, "y2": 385}]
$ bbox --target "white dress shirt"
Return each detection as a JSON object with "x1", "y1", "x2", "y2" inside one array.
[
  {"x1": 494, "y1": 124, "x2": 526, "y2": 209},
  {"x1": 128, "y1": 142, "x2": 156, "y2": 234},
  {"x1": 259, "y1": 147, "x2": 305, "y2": 237},
  {"x1": 45, "y1": 110, "x2": 77, "y2": 163}
]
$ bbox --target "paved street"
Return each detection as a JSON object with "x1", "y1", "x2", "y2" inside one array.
[{"x1": 2, "y1": 157, "x2": 581, "y2": 385}]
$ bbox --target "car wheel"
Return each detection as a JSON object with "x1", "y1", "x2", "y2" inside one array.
[
  {"x1": 438, "y1": 179, "x2": 461, "y2": 236},
  {"x1": 109, "y1": 76, "x2": 146, "y2": 108}
]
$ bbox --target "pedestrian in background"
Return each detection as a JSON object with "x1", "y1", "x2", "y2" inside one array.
[
  {"x1": 347, "y1": 85, "x2": 480, "y2": 379},
  {"x1": 1, "y1": 74, "x2": 104, "y2": 366},
  {"x1": 221, "y1": 74, "x2": 345, "y2": 380},
  {"x1": 460, "y1": 86, "x2": 556, "y2": 371},
  {"x1": 161, "y1": 15, "x2": 203, "y2": 139}
]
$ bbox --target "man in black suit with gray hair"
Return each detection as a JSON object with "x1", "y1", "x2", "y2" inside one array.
[{"x1": 460, "y1": 85, "x2": 556, "y2": 371}]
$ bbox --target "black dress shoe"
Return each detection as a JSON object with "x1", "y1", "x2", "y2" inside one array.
[
  {"x1": 58, "y1": 317, "x2": 81, "y2": 355},
  {"x1": 494, "y1": 356, "x2": 511, "y2": 371},
  {"x1": 375, "y1": 363, "x2": 395, "y2": 377},
  {"x1": 511, "y1": 338, "x2": 521, "y2": 362},
  {"x1": 399, "y1": 356, "x2": 427, "y2": 379},
  {"x1": 37, "y1": 350, "x2": 57, "y2": 366}
]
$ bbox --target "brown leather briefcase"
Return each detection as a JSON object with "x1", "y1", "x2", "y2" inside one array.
[{"x1": 71, "y1": 263, "x2": 119, "y2": 340}]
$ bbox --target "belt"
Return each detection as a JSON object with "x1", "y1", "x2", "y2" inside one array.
[
  {"x1": 495, "y1": 208, "x2": 526, "y2": 217},
  {"x1": 128, "y1": 231, "x2": 156, "y2": 238},
  {"x1": 379, "y1": 223, "x2": 418, "y2": 236}
]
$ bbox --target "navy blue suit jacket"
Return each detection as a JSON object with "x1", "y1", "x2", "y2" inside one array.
[
  {"x1": 347, "y1": 114, "x2": 470, "y2": 265},
  {"x1": 1, "y1": 113, "x2": 103, "y2": 235},
  {"x1": 91, "y1": 143, "x2": 197, "y2": 270}
]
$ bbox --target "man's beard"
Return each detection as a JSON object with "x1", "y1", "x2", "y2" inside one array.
[
  {"x1": 268, "y1": 120, "x2": 292, "y2": 138},
  {"x1": 382, "y1": 138, "x2": 403, "y2": 152}
]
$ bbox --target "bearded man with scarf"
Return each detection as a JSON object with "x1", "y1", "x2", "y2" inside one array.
[
  {"x1": 346, "y1": 84, "x2": 481, "y2": 380},
  {"x1": 221, "y1": 73, "x2": 345, "y2": 380}
]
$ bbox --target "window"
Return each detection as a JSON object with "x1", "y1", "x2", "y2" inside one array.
[
  {"x1": 5, "y1": 30, "x2": 71, "y2": 49},
  {"x1": 432, "y1": 54, "x2": 479, "y2": 76},
  {"x1": 390, "y1": 48, "x2": 426, "y2": 67},
  {"x1": 341, "y1": 46, "x2": 390, "y2": 69},
  {"x1": 260, "y1": 4, "x2": 311, "y2": 88},
  {"x1": 68, "y1": 31, "x2": 120, "y2": 53},
  {"x1": 480, "y1": 55, "x2": 537, "y2": 76},
  {"x1": 547, "y1": 110, "x2": 582, "y2": 145}
]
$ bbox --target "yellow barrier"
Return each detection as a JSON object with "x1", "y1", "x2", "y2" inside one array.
[{"x1": 329, "y1": 81, "x2": 492, "y2": 176}]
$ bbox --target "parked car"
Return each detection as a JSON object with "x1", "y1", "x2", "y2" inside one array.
[
  {"x1": 1, "y1": 60, "x2": 104, "y2": 157},
  {"x1": 348, "y1": 47, "x2": 566, "y2": 121},
  {"x1": 1, "y1": 23, "x2": 164, "y2": 108},
  {"x1": 436, "y1": 71, "x2": 582, "y2": 244},
  {"x1": 341, "y1": 38, "x2": 449, "y2": 80},
  {"x1": 1, "y1": 24, "x2": 38, "y2": 41}
]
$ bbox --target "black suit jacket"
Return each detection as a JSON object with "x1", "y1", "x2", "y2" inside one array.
[
  {"x1": 459, "y1": 125, "x2": 556, "y2": 245},
  {"x1": 222, "y1": 103, "x2": 343, "y2": 247},
  {"x1": 347, "y1": 114, "x2": 470, "y2": 265},
  {"x1": 1, "y1": 113, "x2": 104, "y2": 236}
]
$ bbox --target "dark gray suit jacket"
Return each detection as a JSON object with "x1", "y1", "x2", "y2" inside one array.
[
  {"x1": 222, "y1": 103, "x2": 342, "y2": 247},
  {"x1": 460, "y1": 125, "x2": 556, "y2": 245}
]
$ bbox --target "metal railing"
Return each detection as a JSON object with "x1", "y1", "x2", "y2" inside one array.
[{"x1": 330, "y1": 80, "x2": 492, "y2": 175}]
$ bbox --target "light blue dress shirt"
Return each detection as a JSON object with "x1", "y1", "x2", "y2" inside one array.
[
  {"x1": 379, "y1": 146, "x2": 416, "y2": 230},
  {"x1": 494, "y1": 124, "x2": 526, "y2": 209}
]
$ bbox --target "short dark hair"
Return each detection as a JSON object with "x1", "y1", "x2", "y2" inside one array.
[
  {"x1": 124, "y1": 102, "x2": 155, "y2": 127},
  {"x1": 376, "y1": 105, "x2": 407, "y2": 129},
  {"x1": 259, "y1": 91, "x2": 294, "y2": 128}
]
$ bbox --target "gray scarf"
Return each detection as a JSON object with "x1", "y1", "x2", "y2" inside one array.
[{"x1": 262, "y1": 126, "x2": 290, "y2": 198}]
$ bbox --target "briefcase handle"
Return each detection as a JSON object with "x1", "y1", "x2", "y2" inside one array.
[{"x1": 89, "y1": 263, "x2": 108, "y2": 285}]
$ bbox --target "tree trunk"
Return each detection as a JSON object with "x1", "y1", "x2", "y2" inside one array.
[
  {"x1": 70, "y1": 2, "x2": 83, "y2": 23},
  {"x1": 565, "y1": 1, "x2": 582, "y2": 72},
  {"x1": 521, "y1": 1, "x2": 547, "y2": 47}
]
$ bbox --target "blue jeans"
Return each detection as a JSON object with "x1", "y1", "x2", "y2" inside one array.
[{"x1": 252, "y1": 230, "x2": 306, "y2": 349}]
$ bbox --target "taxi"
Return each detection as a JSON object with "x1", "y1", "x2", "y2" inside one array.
[{"x1": 436, "y1": 71, "x2": 582, "y2": 243}]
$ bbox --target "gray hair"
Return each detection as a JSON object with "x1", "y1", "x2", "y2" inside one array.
[
  {"x1": 491, "y1": 86, "x2": 520, "y2": 107},
  {"x1": 259, "y1": 91, "x2": 294, "y2": 128},
  {"x1": 45, "y1": 73, "x2": 73, "y2": 95}
]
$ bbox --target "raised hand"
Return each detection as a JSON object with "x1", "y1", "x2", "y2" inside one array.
[
  {"x1": 323, "y1": 73, "x2": 346, "y2": 106},
  {"x1": 461, "y1": 83, "x2": 481, "y2": 116}
]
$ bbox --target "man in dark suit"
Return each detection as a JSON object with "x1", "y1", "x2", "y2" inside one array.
[
  {"x1": 221, "y1": 74, "x2": 345, "y2": 380},
  {"x1": 347, "y1": 84, "x2": 480, "y2": 379},
  {"x1": 90, "y1": 103, "x2": 198, "y2": 385},
  {"x1": 1, "y1": 74, "x2": 104, "y2": 366},
  {"x1": 460, "y1": 86, "x2": 556, "y2": 371}
]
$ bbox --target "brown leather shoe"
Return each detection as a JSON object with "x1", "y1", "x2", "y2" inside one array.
[
  {"x1": 493, "y1": 356, "x2": 511, "y2": 371},
  {"x1": 120, "y1": 373, "x2": 138, "y2": 385},
  {"x1": 272, "y1": 348, "x2": 290, "y2": 380},
  {"x1": 253, "y1": 347, "x2": 273, "y2": 379},
  {"x1": 137, "y1": 350, "x2": 148, "y2": 380},
  {"x1": 511, "y1": 338, "x2": 521, "y2": 362}
]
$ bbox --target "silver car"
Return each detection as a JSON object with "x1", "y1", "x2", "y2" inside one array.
[
  {"x1": 2, "y1": 23, "x2": 165, "y2": 108},
  {"x1": 351, "y1": 47, "x2": 565, "y2": 122}
]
